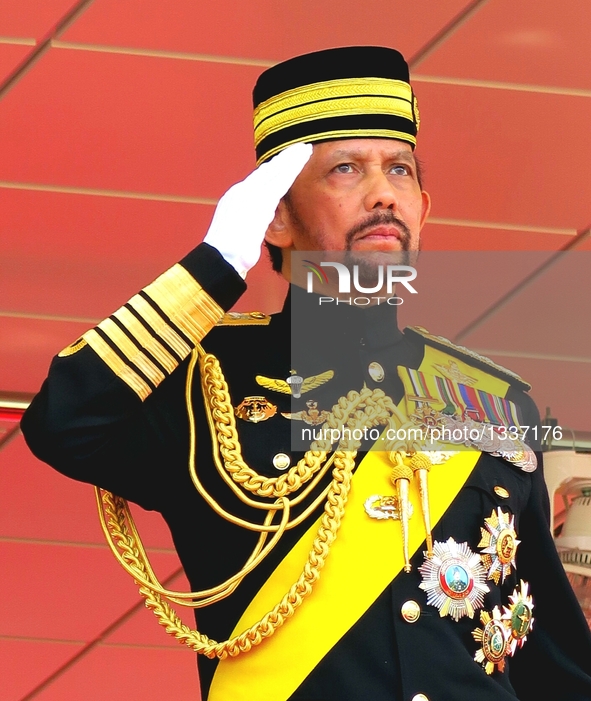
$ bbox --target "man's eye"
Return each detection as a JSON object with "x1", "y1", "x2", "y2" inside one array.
[
  {"x1": 333, "y1": 163, "x2": 354, "y2": 173},
  {"x1": 391, "y1": 165, "x2": 409, "y2": 176}
]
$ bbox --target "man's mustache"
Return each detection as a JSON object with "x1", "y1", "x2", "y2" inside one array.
[{"x1": 345, "y1": 211, "x2": 412, "y2": 249}]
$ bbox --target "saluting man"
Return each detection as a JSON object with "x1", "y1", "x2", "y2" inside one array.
[{"x1": 21, "y1": 47, "x2": 591, "y2": 701}]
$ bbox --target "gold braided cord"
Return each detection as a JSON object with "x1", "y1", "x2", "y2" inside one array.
[
  {"x1": 96, "y1": 345, "x2": 415, "y2": 656},
  {"x1": 97, "y1": 488, "x2": 292, "y2": 607},
  {"x1": 96, "y1": 447, "x2": 355, "y2": 658}
]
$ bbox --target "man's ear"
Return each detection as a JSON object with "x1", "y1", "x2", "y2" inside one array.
[
  {"x1": 419, "y1": 189, "x2": 431, "y2": 230},
  {"x1": 265, "y1": 199, "x2": 294, "y2": 248}
]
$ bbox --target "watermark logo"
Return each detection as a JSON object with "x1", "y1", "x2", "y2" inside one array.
[{"x1": 303, "y1": 260, "x2": 418, "y2": 306}]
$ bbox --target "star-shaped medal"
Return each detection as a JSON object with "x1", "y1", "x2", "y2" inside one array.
[
  {"x1": 472, "y1": 606, "x2": 511, "y2": 674},
  {"x1": 418, "y1": 538, "x2": 489, "y2": 621},
  {"x1": 478, "y1": 508, "x2": 520, "y2": 585},
  {"x1": 502, "y1": 580, "x2": 534, "y2": 654}
]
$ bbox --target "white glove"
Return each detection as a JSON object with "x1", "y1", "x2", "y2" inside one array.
[{"x1": 203, "y1": 142, "x2": 313, "y2": 278}]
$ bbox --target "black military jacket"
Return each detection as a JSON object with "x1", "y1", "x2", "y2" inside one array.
[{"x1": 22, "y1": 244, "x2": 591, "y2": 701}]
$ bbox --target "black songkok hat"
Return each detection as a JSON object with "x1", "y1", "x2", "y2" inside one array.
[{"x1": 253, "y1": 46, "x2": 419, "y2": 165}]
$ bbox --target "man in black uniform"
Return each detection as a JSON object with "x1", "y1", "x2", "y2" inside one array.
[{"x1": 21, "y1": 47, "x2": 591, "y2": 701}]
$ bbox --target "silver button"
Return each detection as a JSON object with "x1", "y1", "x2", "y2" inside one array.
[
  {"x1": 411, "y1": 695, "x2": 429, "y2": 701},
  {"x1": 368, "y1": 361, "x2": 385, "y2": 382},
  {"x1": 273, "y1": 453, "x2": 291, "y2": 470}
]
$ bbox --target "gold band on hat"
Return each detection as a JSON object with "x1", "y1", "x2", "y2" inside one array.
[{"x1": 254, "y1": 76, "x2": 418, "y2": 164}]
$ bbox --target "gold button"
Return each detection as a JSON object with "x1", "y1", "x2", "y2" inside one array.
[
  {"x1": 273, "y1": 453, "x2": 291, "y2": 470},
  {"x1": 401, "y1": 600, "x2": 421, "y2": 623},
  {"x1": 494, "y1": 486, "x2": 510, "y2": 499},
  {"x1": 368, "y1": 361, "x2": 385, "y2": 382},
  {"x1": 411, "y1": 695, "x2": 429, "y2": 701}
]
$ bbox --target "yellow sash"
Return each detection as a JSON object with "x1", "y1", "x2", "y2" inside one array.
[
  {"x1": 210, "y1": 347, "x2": 510, "y2": 701},
  {"x1": 209, "y1": 447, "x2": 479, "y2": 700}
]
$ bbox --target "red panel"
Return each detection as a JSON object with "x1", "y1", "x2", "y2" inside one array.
[
  {"x1": 0, "y1": 541, "x2": 180, "y2": 639},
  {"x1": 460, "y1": 252, "x2": 591, "y2": 363},
  {"x1": 2, "y1": 0, "x2": 81, "y2": 40},
  {"x1": 32, "y1": 645, "x2": 201, "y2": 701},
  {"x1": 0, "y1": 436, "x2": 106, "y2": 543},
  {"x1": 0, "y1": 638, "x2": 84, "y2": 701},
  {"x1": 487, "y1": 356, "x2": 591, "y2": 434},
  {"x1": 4, "y1": 50, "x2": 589, "y2": 232},
  {"x1": 61, "y1": 0, "x2": 469, "y2": 61},
  {"x1": 418, "y1": 0, "x2": 591, "y2": 90},
  {"x1": 0, "y1": 48, "x2": 259, "y2": 197},
  {"x1": 0, "y1": 189, "x2": 287, "y2": 319},
  {"x1": 0, "y1": 317, "x2": 90, "y2": 393},
  {"x1": 420, "y1": 223, "x2": 584, "y2": 251},
  {"x1": 416, "y1": 81, "x2": 591, "y2": 230},
  {"x1": 0, "y1": 44, "x2": 32, "y2": 84},
  {"x1": 0, "y1": 189, "x2": 214, "y2": 263},
  {"x1": 105, "y1": 571, "x2": 193, "y2": 647},
  {"x1": 0, "y1": 435, "x2": 178, "y2": 549},
  {"x1": 397, "y1": 251, "x2": 554, "y2": 338}
]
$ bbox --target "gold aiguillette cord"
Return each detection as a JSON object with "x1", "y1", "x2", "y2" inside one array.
[
  {"x1": 409, "y1": 452, "x2": 433, "y2": 558},
  {"x1": 389, "y1": 452, "x2": 413, "y2": 573}
]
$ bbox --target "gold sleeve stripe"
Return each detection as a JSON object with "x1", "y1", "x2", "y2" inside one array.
[
  {"x1": 97, "y1": 318, "x2": 166, "y2": 388},
  {"x1": 143, "y1": 264, "x2": 224, "y2": 346},
  {"x1": 128, "y1": 294, "x2": 191, "y2": 359},
  {"x1": 113, "y1": 306, "x2": 178, "y2": 374},
  {"x1": 82, "y1": 329, "x2": 151, "y2": 401},
  {"x1": 254, "y1": 96, "x2": 413, "y2": 145},
  {"x1": 254, "y1": 77, "x2": 412, "y2": 125}
]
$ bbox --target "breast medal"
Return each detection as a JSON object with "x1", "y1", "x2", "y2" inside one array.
[
  {"x1": 363, "y1": 494, "x2": 414, "y2": 521},
  {"x1": 472, "y1": 606, "x2": 511, "y2": 674},
  {"x1": 502, "y1": 580, "x2": 535, "y2": 654},
  {"x1": 418, "y1": 538, "x2": 490, "y2": 621},
  {"x1": 235, "y1": 396, "x2": 277, "y2": 423},
  {"x1": 478, "y1": 508, "x2": 520, "y2": 585}
]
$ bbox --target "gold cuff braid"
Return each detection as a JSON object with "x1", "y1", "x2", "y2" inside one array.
[{"x1": 80, "y1": 264, "x2": 224, "y2": 400}]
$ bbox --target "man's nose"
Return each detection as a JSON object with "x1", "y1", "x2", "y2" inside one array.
[{"x1": 363, "y1": 170, "x2": 399, "y2": 211}]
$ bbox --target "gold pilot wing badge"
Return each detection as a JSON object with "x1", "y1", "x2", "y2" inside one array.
[
  {"x1": 256, "y1": 369, "x2": 334, "y2": 399},
  {"x1": 281, "y1": 400, "x2": 330, "y2": 425},
  {"x1": 431, "y1": 360, "x2": 478, "y2": 386}
]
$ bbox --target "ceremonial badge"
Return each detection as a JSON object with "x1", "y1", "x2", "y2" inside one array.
[
  {"x1": 472, "y1": 607, "x2": 511, "y2": 674},
  {"x1": 418, "y1": 538, "x2": 489, "y2": 621},
  {"x1": 256, "y1": 369, "x2": 334, "y2": 399},
  {"x1": 282, "y1": 399, "x2": 330, "y2": 425},
  {"x1": 410, "y1": 406, "x2": 446, "y2": 432},
  {"x1": 502, "y1": 580, "x2": 534, "y2": 654},
  {"x1": 478, "y1": 508, "x2": 520, "y2": 585},
  {"x1": 235, "y1": 396, "x2": 277, "y2": 423},
  {"x1": 364, "y1": 494, "x2": 414, "y2": 521}
]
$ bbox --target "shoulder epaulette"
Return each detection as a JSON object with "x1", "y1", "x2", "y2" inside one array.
[
  {"x1": 404, "y1": 326, "x2": 531, "y2": 391},
  {"x1": 216, "y1": 311, "x2": 271, "y2": 326}
]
